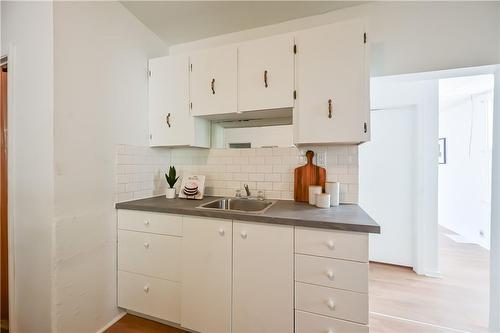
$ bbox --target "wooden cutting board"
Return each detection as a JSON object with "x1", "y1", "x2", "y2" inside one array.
[{"x1": 294, "y1": 150, "x2": 326, "y2": 202}]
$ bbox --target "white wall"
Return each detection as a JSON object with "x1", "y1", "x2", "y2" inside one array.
[
  {"x1": 170, "y1": 2, "x2": 500, "y2": 77},
  {"x1": 1, "y1": 2, "x2": 54, "y2": 332},
  {"x1": 438, "y1": 77, "x2": 494, "y2": 249},
  {"x1": 53, "y1": 2, "x2": 166, "y2": 332},
  {"x1": 369, "y1": 76, "x2": 440, "y2": 276}
]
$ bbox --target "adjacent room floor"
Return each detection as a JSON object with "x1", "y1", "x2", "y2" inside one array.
[{"x1": 107, "y1": 227, "x2": 489, "y2": 333}]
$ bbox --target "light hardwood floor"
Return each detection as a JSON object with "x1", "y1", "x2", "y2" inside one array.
[{"x1": 107, "y1": 227, "x2": 489, "y2": 333}]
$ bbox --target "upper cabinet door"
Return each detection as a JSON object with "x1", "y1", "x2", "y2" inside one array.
[
  {"x1": 294, "y1": 19, "x2": 370, "y2": 144},
  {"x1": 238, "y1": 34, "x2": 294, "y2": 112},
  {"x1": 190, "y1": 45, "x2": 238, "y2": 116},
  {"x1": 149, "y1": 55, "x2": 210, "y2": 147}
]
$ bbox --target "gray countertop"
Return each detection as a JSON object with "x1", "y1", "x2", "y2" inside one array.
[{"x1": 115, "y1": 196, "x2": 380, "y2": 234}]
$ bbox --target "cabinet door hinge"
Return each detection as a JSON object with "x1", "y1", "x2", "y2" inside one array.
[
  {"x1": 148, "y1": 69, "x2": 152, "y2": 77},
  {"x1": 363, "y1": 33, "x2": 367, "y2": 44},
  {"x1": 293, "y1": 44, "x2": 297, "y2": 54},
  {"x1": 364, "y1": 122, "x2": 368, "y2": 133},
  {"x1": 293, "y1": 90, "x2": 297, "y2": 99}
]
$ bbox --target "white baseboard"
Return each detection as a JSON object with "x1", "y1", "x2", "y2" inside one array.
[{"x1": 95, "y1": 311, "x2": 126, "y2": 333}]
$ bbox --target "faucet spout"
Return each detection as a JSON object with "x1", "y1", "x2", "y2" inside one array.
[{"x1": 243, "y1": 184, "x2": 251, "y2": 197}]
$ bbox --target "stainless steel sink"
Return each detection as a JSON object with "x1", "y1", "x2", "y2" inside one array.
[{"x1": 197, "y1": 198, "x2": 276, "y2": 213}]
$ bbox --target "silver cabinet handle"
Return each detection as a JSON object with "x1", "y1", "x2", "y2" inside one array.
[
  {"x1": 328, "y1": 99, "x2": 332, "y2": 118},
  {"x1": 166, "y1": 113, "x2": 171, "y2": 127}
]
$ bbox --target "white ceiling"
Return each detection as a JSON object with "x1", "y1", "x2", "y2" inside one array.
[{"x1": 121, "y1": 1, "x2": 364, "y2": 47}]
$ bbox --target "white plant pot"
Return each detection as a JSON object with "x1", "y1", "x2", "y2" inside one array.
[{"x1": 165, "y1": 188, "x2": 176, "y2": 199}]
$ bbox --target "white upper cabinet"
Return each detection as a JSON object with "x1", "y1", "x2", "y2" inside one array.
[
  {"x1": 238, "y1": 34, "x2": 295, "y2": 112},
  {"x1": 148, "y1": 55, "x2": 210, "y2": 147},
  {"x1": 294, "y1": 19, "x2": 370, "y2": 144},
  {"x1": 190, "y1": 45, "x2": 238, "y2": 117}
]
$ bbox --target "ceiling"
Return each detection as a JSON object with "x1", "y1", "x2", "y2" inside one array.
[
  {"x1": 440, "y1": 74, "x2": 495, "y2": 106},
  {"x1": 121, "y1": 1, "x2": 365, "y2": 47}
]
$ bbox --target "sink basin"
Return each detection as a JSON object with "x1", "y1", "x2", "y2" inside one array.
[{"x1": 198, "y1": 198, "x2": 276, "y2": 213}]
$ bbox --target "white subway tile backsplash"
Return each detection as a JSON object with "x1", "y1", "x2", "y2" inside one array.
[{"x1": 115, "y1": 143, "x2": 359, "y2": 204}]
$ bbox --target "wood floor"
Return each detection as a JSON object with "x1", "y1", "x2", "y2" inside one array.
[{"x1": 107, "y1": 227, "x2": 489, "y2": 333}]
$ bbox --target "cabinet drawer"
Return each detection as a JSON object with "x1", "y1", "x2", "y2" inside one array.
[
  {"x1": 295, "y1": 254, "x2": 368, "y2": 293},
  {"x1": 118, "y1": 209, "x2": 182, "y2": 236},
  {"x1": 295, "y1": 310, "x2": 368, "y2": 333},
  {"x1": 295, "y1": 227, "x2": 368, "y2": 262},
  {"x1": 118, "y1": 230, "x2": 181, "y2": 281},
  {"x1": 118, "y1": 271, "x2": 180, "y2": 323},
  {"x1": 295, "y1": 282, "x2": 368, "y2": 324}
]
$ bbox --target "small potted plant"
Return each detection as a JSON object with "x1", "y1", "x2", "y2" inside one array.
[{"x1": 165, "y1": 166, "x2": 179, "y2": 199}]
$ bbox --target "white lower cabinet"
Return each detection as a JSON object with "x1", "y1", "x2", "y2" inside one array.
[
  {"x1": 233, "y1": 221, "x2": 293, "y2": 333},
  {"x1": 117, "y1": 210, "x2": 370, "y2": 332},
  {"x1": 181, "y1": 216, "x2": 232, "y2": 333}
]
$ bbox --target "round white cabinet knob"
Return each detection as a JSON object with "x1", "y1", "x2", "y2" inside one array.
[
  {"x1": 143, "y1": 285, "x2": 150, "y2": 293},
  {"x1": 326, "y1": 240, "x2": 335, "y2": 250},
  {"x1": 144, "y1": 220, "x2": 150, "y2": 226},
  {"x1": 326, "y1": 270, "x2": 334, "y2": 281},
  {"x1": 240, "y1": 231, "x2": 247, "y2": 239},
  {"x1": 219, "y1": 228, "x2": 225, "y2": 236},
  {"x1": 144, "y1": 242, "x2": 150, "y2": 249},
  {"x1": 327, "y1": 299, "x2": 335, "y2": 310}
]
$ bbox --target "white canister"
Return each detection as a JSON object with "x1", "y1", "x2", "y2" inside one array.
[
  {"x1": 315, "y1": 193, "x2": 331, "y2": 208},
  {"x1": 325, "y1": 182, "x2": 340, "y2": 206},
  {"x1": 308, "y1": 185, "x2": 322, "y2": 205}
]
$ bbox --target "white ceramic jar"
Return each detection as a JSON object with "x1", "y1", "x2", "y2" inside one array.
[
  {"x1": 315, "y1": 193, "x2": 331, "y2": 208},
  {"x1": 308, "y1": 186, "x2": 322, "y2": 205}
]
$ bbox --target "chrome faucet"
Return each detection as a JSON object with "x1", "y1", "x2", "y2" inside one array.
[{"x1": 244, "y1": 184, "x2": 251, "y2": 197}]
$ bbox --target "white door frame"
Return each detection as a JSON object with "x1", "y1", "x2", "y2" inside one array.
[
  {"x1": 3, "y1": 45, "x2": 17, "y2": 333},
  {"x1": 489, "y1": 65, "x2": 500, "y2": 332}
]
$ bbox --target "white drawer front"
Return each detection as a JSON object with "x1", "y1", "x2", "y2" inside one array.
[
  {"x1": 118, "y1": 230, "x2": 181, "y2": 281},
  {"x1": 118, "y1": 209, "x2": 182, "y2": 236},
  {"x1": 118, "y1": 271, "x2": 180, "y2": 324},
  {"x1": 295, "y1": 310, "x2": 368, "y2": 333},
  {"x1": 295, "y1": 282, "x2": 368, "y2": 324},
  {"x1": 295, "y1": 254, "x2": 368, "y2": 293},
  {"x1": 295, "y1": 227, "x2": 368, "y2": 262}
]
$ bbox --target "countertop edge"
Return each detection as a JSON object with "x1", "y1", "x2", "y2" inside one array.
[{"x1": 115, "y1": 200, "x2": 381, "y2": 234}]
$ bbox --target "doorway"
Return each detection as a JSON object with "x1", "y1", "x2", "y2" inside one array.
[
  {"x1": 361, "y1": 67, "x2": 496, "y2": 332},
  {"x1": 1, "y1": 59, "x2": 8, "y2": 333}
]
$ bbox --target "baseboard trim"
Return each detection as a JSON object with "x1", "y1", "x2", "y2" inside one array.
[{"x1": 95, "y1": 311, "x2": 126, "y2": 333}]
